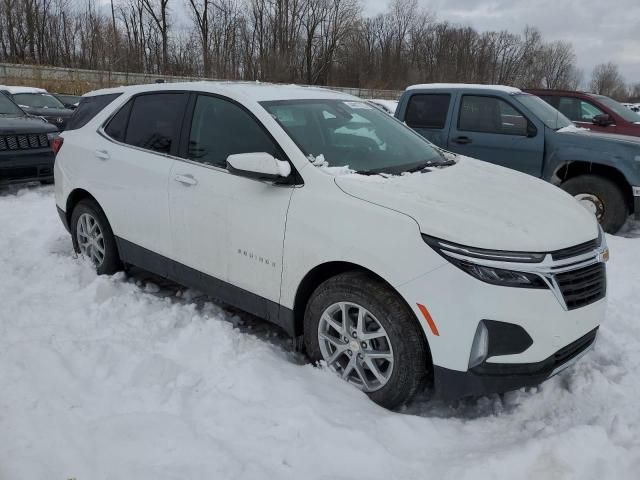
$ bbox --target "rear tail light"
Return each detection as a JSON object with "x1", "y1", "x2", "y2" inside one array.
[{"x1": 51, "y1": 136, "x2": 64, "y2": 155}]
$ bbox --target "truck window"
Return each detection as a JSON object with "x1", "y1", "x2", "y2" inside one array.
[
  {"x1": 458, "y1": 95, "x2": 527, "y2": 136},
  {"x1": 558, "y1": 97, "x2": 604, "y2": 123},
  {"x1": 405, "y1": 94, "x2": 450, "y2": 129}
]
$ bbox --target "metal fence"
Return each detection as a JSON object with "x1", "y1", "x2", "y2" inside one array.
[{"x1": 0, "y1": 63, "x2": 402, "y2": 100}]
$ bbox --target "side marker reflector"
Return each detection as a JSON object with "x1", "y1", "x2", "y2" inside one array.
[{"x1": 417, "y1": 303, "x2": 439, "y2": 336}]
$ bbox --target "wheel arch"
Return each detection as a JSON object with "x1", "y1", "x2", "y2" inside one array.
[
  {"x1": 554, "y1": 161, "x2": 634, "y2": 212},
  {"x1": 292, "y1": 261, "x2": 433, "y2": 366}
]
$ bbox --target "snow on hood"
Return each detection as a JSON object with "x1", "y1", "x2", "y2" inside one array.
[{"x1": 334, "y1": 157, "x2": 599, "y2": 252}]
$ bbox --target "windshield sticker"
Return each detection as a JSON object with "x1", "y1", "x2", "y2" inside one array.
[{"x1": 343, "y1": 101, "x2": 373, "y2": 110}]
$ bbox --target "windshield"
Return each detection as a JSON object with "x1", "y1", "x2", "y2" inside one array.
[
  {"x1": 594, "y1": 95, "x2": 640, "y2": 123},
  {"x1": 13, "y1": 93, "x2": 66, "y2": 109},
  {"x1": 513, "y1": 93, "x2": 572, "y2": 130},
  {"x1": 260, "y1": 99, "x2": 447, "y2": 174},
  {"x1": 0, "y1": 94, "x2": 24, "y2": 116}
]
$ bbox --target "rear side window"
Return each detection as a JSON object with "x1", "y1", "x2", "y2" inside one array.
[
  {"x1": 122, "y1": 93, "x2": 188, "y2": 154},
  {"x1": 104, "y1": 100, "x2": 133, "y2": 142},
  {"x1": 66, "y1": 93, "x2": 122, "y2": 131},
  {"x1": 405, "y1": 94, "x2": 451, "y2": 129}
]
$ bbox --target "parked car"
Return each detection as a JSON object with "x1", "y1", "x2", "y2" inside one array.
[
  {"x1": 396, "y1": 84, "x2": 640, "y2": 233},
  {"x1": 55, "y1": 82, "x2": 607, "y2": 408},
  {"x1": 0, "y1": 91, "x2": 58, "y2": 185},
  {"x1": 0, "y1": 86, "x2": 74, "y2": 130},
  {"x1": 52, "y1": 93, "x2": 82, "y2": 109},
  {"x1": 526, "y1": 89, "x2": 640, "y2": 137}
]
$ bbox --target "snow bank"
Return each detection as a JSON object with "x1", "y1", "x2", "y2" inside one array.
[{"x1": 1, "y1": 186, "x2": 640, "y2": 479}]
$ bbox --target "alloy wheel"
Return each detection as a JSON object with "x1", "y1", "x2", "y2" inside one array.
[
  {"x1": 575, "y1": 193, "x2": 605, "y2": 221},
  {"x1": 76, "y1": 212, "x2": 106, "y2": 267},
  {"x1": 317, "y1": 301, "x2": 394, "y2": 392}
]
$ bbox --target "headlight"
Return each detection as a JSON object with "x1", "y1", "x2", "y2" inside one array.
[
  {"x1": 453, "y1": 260, "x2": 547, "y2": 288},
  {"x1": 47, "y1": 132, "x2": 59, "y2": 141},
  {"x1": 423, "y1": 235, "x2": 548, "y2": 289}
]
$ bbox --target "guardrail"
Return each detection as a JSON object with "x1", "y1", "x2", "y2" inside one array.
[{"x1": 0, "y1": 63, "x2": 402, "y2": 100}]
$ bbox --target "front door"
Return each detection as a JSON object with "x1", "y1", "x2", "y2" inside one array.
[
  {"x1": 447, "y1": 94, "x2": 545, "y2": 177},
  {"x1": 168, "y1": 93, "x2": 294, "y2": 308}
]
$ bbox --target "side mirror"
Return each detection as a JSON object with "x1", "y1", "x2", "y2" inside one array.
[
  {"x1": 227, "y1": 152, "x2": 291, "y2": 180},
  {"x1": 593, "y1": 114, "x2": 614, "y2": 127},
  {"x1": 526, "y1": 122, "x2": 538, "y2": 138}
]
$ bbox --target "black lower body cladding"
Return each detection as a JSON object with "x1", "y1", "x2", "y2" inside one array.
[{"x1": 434, "y1": 327, "x2": 598, "y2": 400}]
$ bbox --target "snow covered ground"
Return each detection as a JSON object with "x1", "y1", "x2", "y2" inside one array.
[{"x1": 1, "y1": 185, "x2": 640, "y2": 480}]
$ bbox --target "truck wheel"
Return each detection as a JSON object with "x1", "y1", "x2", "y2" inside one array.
[
  {"x1": 304, "y1": 271, "x2": 430, "y2": 409},
  {"x1": 70, "y1": 199, "x2": 122, "y2": 275},
  {"x1": 561, "y1": 175, "x2": 628, "y2": 234}
]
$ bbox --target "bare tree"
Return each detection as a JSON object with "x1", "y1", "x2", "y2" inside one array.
[{"x1": 591, "y1": 62, "x2": 626, "y2": 98}]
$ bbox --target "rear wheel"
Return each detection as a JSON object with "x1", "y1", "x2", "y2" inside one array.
[
  {"x1": 561, "y1": 175, "x2": 628, "y2": 234},
  {"x1": 70, "y1": 199, "x2": 121, "y2": 275},
  {"x1": 304, "y1": 271, "x2": 430, "y2": 409}
]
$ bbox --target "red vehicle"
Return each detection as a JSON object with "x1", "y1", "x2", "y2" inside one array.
[{"x1": 525, "y1": 89, "x2": 640, "y2": 137}]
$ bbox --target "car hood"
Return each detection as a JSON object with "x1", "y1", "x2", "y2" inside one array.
[
  {"x1": 0, "y1": 114, "x2": 58, "y2": 134},
  {"x1": 334, "y1": 157, "x2": 599, "y2": 252},
  {"x1": 557, "y1": 128, "x2": 640, "y2": 147}
]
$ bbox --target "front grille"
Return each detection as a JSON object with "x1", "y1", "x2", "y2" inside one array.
[
  {"x1": 555, "y1": 262, "x2": 606, "y2": 310},
  {"x1": 551, "y1": 238, "x2": 599, "y2": 261},
  {"x1": 553, "y1": 327, "x2": 598, "y2": 367},
  {"x1": 0, "y1": 133, "x2": 49, "y2": 151}
]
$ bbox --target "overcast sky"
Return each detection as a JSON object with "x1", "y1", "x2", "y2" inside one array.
[{"x1": 367, "y1": 0, "x2": 640, "y2": 85}]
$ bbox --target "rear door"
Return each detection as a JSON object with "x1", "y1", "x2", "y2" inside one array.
[
  {"x1": 96, "y1": 92, "x2": 188, "y2": 259},
  {"x1": 402, "y1": 93, "x2": 453, "y2": 147},
  {"x1": 447, "y1": 94, "x2": 545, "y2": 177}
]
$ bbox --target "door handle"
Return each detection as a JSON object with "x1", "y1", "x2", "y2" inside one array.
[
  {"x1": 95, "y1": 149, "x2": 110, "y2": 160},
  {"x1": 452, "y1": 136, "x2": 472, "y2": 145},
  {"x1": 174, "y1": 174, "x2": 198, "y2": 186}
]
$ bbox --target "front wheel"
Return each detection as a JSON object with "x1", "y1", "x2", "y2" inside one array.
[
  {"x1": 304, "y1": 271, "x2": 430, "y2": 409},
  {"x1": 560, "y1": 175, "x2": 628, "y2": 234},
  {"x1": 70, "y1": 199, "x2": 121, "y2": 275}
]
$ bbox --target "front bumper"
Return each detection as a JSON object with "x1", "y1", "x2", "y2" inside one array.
[
  {"x1": 434, "y1": 327, "x2": 598, "y2": 400},
  {"x1": 0, "y1": 148, "x2": 55, "y2": 184}
]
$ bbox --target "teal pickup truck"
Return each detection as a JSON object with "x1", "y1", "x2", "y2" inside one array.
[{"x1": 395, "y1": 84, "x2": 640, "y2": 233}]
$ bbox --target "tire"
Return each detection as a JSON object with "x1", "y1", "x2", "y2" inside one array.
[
  {"x1": 70, "y1": 198, "x2": 121, "y2": 275},
  {"x1": 304, "y1": 271, "x2": 430, "y2": 409},
  {"x1": 560, "y1": 175, "x2": 628, "y2": 234}
]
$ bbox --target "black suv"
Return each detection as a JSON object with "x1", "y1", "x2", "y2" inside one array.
[
  {"x1": 0, "y1": 93, "x2": 58, "y2": 185},
  {"x1": 0, "y1": 88, "x2": 74, "y2": 131}
]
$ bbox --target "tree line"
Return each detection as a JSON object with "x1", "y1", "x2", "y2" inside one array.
[{"x1": 0, "y1": 0, "x2": 638, "y2": 100}]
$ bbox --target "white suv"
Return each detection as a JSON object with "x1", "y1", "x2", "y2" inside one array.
[{"x1": 55, "y1": 82, "x2": 608, "y2": 408}]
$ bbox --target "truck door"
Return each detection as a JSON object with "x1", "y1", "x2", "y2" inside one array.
[{"x1": 447, "y1": 94, "x2": 545, "y2": 177}]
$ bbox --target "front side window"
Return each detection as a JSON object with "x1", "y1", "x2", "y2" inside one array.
[
  {"x1": 405, "y1": 94, "x2": 451, "y2": 129},
  {"x1": 124, "y1": 93, "x2": 188, "y2": 154},
  {"x1": 187, "y1": 95, "x2": 281, "y2": 168},
  {"x1": 13, "y1": 93, "x2": 66, "y2": 109},
  {"x1": 557, "y1": 97, "x2": 604, "y2": 122},
  {"x1": 458, "y1": 95, "x2": 528, "y2": 136},
  {"x1": 261, "y1": 99, "x2": 448, "y2": 175}
]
